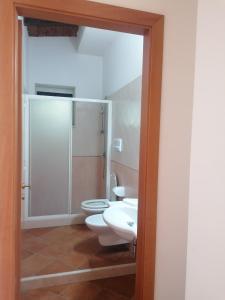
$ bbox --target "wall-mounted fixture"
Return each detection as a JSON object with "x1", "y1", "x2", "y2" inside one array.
[
  {"x1": 112, "y1": 138, "x2": 123, "y2": 152},
  {"x1": 112, "y1": 186, "x2": 126, "y2": 197}
]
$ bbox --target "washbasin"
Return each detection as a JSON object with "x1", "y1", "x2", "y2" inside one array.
[{"x1": 103, "y1": 205, "x2": 137, "y2": 242}]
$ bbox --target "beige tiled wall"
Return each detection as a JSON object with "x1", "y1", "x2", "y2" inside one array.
[
  {"x1": 71, "y1": 102, "x2": 106, "y2": 213},
  {"x1": 109, "y1": 76, "x2": 141, "y2": 197},
  {"x1": 72, "y1": 102, "x2": 105, "y2": 157},
  {"x1": 72, "y1": 78, "x2": 141, "y2": 209},
  {"x1": 111, "y1": 161, "x2": 138, "y2": 198},
  {"x1": 72, "y1": 156, "x2": 105, "y2": 213}
]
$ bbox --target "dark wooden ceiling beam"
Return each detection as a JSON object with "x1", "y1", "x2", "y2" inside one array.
[{"x1": 24, "y1": 17, "x2": 79, "y2": 36}]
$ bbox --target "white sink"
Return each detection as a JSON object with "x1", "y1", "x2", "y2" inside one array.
[{"x1": 103, "y1": 205, "x2": 137, "y2": 242}]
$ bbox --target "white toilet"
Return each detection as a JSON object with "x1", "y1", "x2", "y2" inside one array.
[
  {"x1": 85, "y1": 200, "x2": 137, "y2": 246},
  {"x1": 81, "y1": 199, "x2": 110, "y2": 215},
  {"x1": 81, "y1": 172, "x2": 119, "y2": 215},
  {"x1": 85, "y1": 212, "x2": 127, "y2": 246},
  {"x1": 80, "y1": 173, "x2": 131, "y2": 246}
]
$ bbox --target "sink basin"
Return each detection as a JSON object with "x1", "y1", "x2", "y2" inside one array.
[{"x1": 103, "y1": 206, "x2": 137, "y2": 242}]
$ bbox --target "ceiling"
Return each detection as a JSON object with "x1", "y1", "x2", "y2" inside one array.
[
  {"x1": 23, "y1": 18, "x2": 132, "y2": 57},
  {"x1": 76, "y1": 27, "x2": 124, "y2": 56}
]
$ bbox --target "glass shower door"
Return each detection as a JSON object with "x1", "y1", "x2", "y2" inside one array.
[
  {"x1": 71, "y1": 102, "x2": 107, "y2": 213},
  {"x1": 28, "y1": 97, "x2": 71, "y2": 217}
]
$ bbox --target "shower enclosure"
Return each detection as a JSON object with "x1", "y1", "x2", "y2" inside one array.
[{"x1": 22, "y1": 95, "x2": 112, "y2": 227}]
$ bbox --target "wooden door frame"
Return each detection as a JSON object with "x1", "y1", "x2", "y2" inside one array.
[{"x1": 0, "y1": 1, "x2": 164, "y2": 299}]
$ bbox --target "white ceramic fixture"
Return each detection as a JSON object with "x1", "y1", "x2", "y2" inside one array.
[
  {"x1": 81, "y1": 186, "x2": 126, "y2": 215},
  {"x1": 122, "y1": 198, "x2": 138, "y2": 207},
  {"x1": 81, "y1": 172, "x2": 127, "y2": 215},
  {"x1": 85, "y1": 213, "x2": 128, "y2": 246},
  {"x1": 112, "y1": 186, "x2": 125, "y2": 197},
  {"x1": 103, "y1": 204, "x2": 137, "y2": 242},
  {"x1": 85, "y1": 198, "x2": 138, "y2": 246},
  {"x1": 81, "y1": 199, "x2": 109, "y2": 215}
]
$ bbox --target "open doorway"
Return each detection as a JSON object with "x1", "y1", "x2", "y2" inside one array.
[
  {"x1": 0, "y1": 2, "x2": 164, "y2": 300},
  {"x1": 21, "y1": 21, "x2": 143, "y2": 299}
]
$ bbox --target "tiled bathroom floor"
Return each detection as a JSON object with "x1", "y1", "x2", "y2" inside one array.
[
  {"x1": 21, "y1": 224, "x2": 135, "y2": 277},
  {"x1": 21, "y1": 275, "x2": 135, "y2": 300}
]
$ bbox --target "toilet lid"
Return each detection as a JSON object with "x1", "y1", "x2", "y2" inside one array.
[{"x1": 82, "y1": 199, "x2": 109, "y2": 209}]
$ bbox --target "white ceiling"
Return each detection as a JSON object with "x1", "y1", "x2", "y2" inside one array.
[
  {"x1": 24, "y1": 21, "x2": 134, "y2": 57},
  {"x1": 76, "y1": 26, "x2": 124, "y2": 56}
]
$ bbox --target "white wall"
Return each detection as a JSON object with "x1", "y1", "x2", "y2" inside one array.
[
  {"x1": 186, "y1": 1, "x2": 225, "y2": 299},
  {"x1": 103, "y1": 33, "x2": 143, "y2": 97},
  {"x1": 24, "y1": 28, "x2": 143, "y2": 100},
  {"x1": 24, "y1": 34, "x2": 103, "y2": 99},
  {"x1": 92, "y1": 1, "x2": 197, "y2": 300}
]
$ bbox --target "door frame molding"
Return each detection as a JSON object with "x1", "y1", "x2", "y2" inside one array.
[{"x1": 0, "y1": 1, "x2": 164, "y2": 299}]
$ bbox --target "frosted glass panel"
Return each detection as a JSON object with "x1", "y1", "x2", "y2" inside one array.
[
  {"x1": 29, "y1": 98, "x2": 71, "y2": 216},
  {"x1": 71, "y1": 102, "x2": 107, "y2": 214}
]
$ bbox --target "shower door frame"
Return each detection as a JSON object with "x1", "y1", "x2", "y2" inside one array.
[
  {"x1": 23, "y1": 94, "x2": 112, "y2": 228},
  {"x1": 0, "y1": 1, "x2": 164, "y2": 300}
]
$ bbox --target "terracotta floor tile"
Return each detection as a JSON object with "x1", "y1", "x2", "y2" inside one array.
[
  {"x1": 60, "y1": 281, "x2": 102, "y2": 300},
  {"x1": 21, "y1": 230, "x2": 34, "y2": 240},
  {"x1": 70, "y1": 224, "x2": 95, "y2": 236},
  {"x1": 64, "y1": 234, "x2": 89, "y2": 250},
  {"x1": 36, "y1": 260, "x2": 75, "y2": 275},
  {"x1": 21, "y1": 224, "x2": 134, "y2": 276},
  {"x1": 21, "y1": 275, "x2": 135, "y2": 300},
  {"x1": 41, "y1": 284, "x2": 70, "y2": 295},
  {"x1": 26, "y1": 227, "x2": 56, "y2": 237},
  {"x1": 36, "y1": 238, "x2": 83, "y2": 262},
  {"x1": 21, "y1": 249, "x2": 33, "y2": 260},
  {"x1": 72, "y1": 236, "x2": 102, "y2": 255},
  {"x1": 40, "y1": 227, "x2": 77, "y2": 244},
  {"x1": 96, "y1": 288, "x2": 130, "y2": 300},
  {"x1": 57, "y1": 251, "x2": 90, "y2": 269},
  {"x1": 54, "y1": 225, "x2": 85, "y2": 236},
  {"x1": 21, "y1": 289, "x2": 66, "y2": 300},
  {"x1": 22, "y1": 236, "x2": 48, "y2": 253},
  {"x1": 93, "y1": 275, "x2": 135, "y2": 298},
  {"x1": 37, "y1": 243, "x2": 67, "y2": 258},
  {"x1": 21, "y1": 253, "x2": 54, "y2": 277},
  {"x1": 88, "y1": 254, "x2": 116, "y2": 268}
]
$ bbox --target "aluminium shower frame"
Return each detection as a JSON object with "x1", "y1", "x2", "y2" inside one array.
[
  {"x1": 0, "y1": 1, "x2": 164, "y2": 299},
  {"x1": 22, "y1": 94, "x2": 112, "y2": 227}
]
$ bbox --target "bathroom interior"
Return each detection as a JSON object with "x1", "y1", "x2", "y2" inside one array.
[{"x1": 21, "y1": 17, "x2": 143, "y2": 300}]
